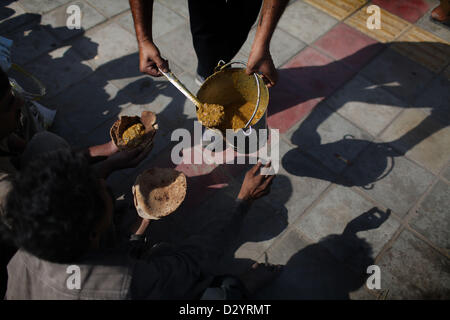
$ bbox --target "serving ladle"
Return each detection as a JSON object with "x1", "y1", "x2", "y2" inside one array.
[{"x1": 158, "y1": 68, "x2": 225, "y2": 128}]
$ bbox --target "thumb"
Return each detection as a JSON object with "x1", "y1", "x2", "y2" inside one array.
[
  {"x1": 154, "y1": 55, "x2": 169, "y2": 73},
  {"x1": 246, "y1": 64, "x2": 256, "y2": 75}
]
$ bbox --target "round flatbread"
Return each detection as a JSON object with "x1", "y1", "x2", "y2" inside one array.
[
  {"x1": 132, "y1": 168, "x2": 187, "y2": 220},
  {"x1": 110, "y1": 111, "x2": 158, "y2": 150}
]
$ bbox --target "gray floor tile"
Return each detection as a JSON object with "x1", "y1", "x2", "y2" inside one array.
[
  {"x1": 73, "y1": 22, "x2": 138, "y2": 68},
  {"x1": 378, "y1": 230, "x2": 450, "y2": 299},
  {"x1": 344, "y1": 142, "x2": 436, "y2": 215},
  {"x1": 152, "y1": 1, "x2": 186, "y2": 39},
  {"x1": 349, "y1": 287, "x2": 377, "y2": 300},
  {"x1": 327, "y1": 75, "x2": 405, "y2": 137},
  {"x1": 96, "y1": 51, "x2": 184, "y2": 107},
  {"x1": 234, "y1": 200, "x2": 289, "y2": 261},
  {"x1": 277, "y1": 0, "x2": 338, "y2": 44},
  {"x1": 361, "y1": 48, "x2": 434, "y2": 103},
  {"x1": 104, "y1": 3, "x2": 185, "y2": 40},
  {"x1": 257, "y1": 225, "x2": 376, "y2": 299},
  {"x1": 379, "y1": 109, "x2": 450, "y2": 175},
  {"x1": 48, "y1": 72, "x2": 130, "y2": 135},
  {"x1": 41, "y1": 0, "x2": 106, "y2": 40},
  {"x1": 24, "y1": 44, "x2": 93, "y2": 97},
  {"x1": 416, "y1": 10, "x2": 450, "y2": 42},
  {"x1": 9, "y1": 23, "x2": 59, "y2": 65},
  {"x1": 114, "y1": 10, "x2": 134, "y2": 35},
  {"x1": 1, "y1": 1, "x2": 39, "y2": 34},
  {"x1": 295, "y1": 185, "x2": 400, "y2": 257},
  {"x1": 240, "y1": 27, "x2": 307, "y2": 68},
  {"x1": 18, "y1": 0, "x2": 72, "y2": 14},
  {"x1": 285, "y1": 103, "x2": 373, "y2": 174},
  {"x1": 154, "y1": 24, "x2": 197, "y2": 74},
  {"x1": 409, "y1": 180, "x2": 450, "y2": 252},
  {"x1": 444, "y1": 166, "x2": 450, "y2": 181},
  {"x1": 414, "y1": 75, "x2": 450, "y2": 123},
  {"x1": 268, "y1": 139, "x2": 332, "y2": 223},
  {"x1": 85, "y1": 0, "x2": 130, "y2": 18},
  {"x1": 263, "y1": 229, "x2": 310, "y2": 265},
  {"x1": 156, "y1": 0, "x2": 190, "y2": 19}
]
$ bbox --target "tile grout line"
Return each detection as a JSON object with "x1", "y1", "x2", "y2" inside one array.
[
  {"x1": 374, "y1": 224, "x2": 405, "y2": 264},
  {"x1": 403, "y1": 224, "x2": 450, "y2": 260},
  {"x1": 80, "y1": 0, "x2": 130, "y2": 21}
]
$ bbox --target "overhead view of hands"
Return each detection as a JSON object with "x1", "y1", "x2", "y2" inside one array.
[{"x1": 137, "y1": 38, "x2": 279, "y2": 88}]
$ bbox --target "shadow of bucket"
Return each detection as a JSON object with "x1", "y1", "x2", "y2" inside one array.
[{"x1": 197, "y1": 61, "x2": 269, "y2": 154}]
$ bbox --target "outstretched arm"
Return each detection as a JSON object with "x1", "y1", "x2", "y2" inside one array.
[
  {"x1": 246, "y1": 0, "x2": 289, "y2": 87},
  {"x1": 130, "y1": 162, "x2": 276, "y2": 299},
  {"x1": 129, "y1": 0, "x2": 169, "y2": 76}
]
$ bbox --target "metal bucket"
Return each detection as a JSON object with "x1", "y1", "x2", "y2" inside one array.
[{"x1": 197, "y1": 61, "x2": 269, "y2": 153}]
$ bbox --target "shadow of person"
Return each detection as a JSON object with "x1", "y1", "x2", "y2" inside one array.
[
  {"x1": 276, "y1": 41, "x2": 449, "y2": 187},
  {"x1": 254, "y1": 207, "x2": 390, "y2": 300}
]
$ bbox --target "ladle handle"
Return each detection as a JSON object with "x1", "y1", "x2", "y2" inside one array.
[{"x1": 159, "y1": 69, "x2": 202, "y2": 108}]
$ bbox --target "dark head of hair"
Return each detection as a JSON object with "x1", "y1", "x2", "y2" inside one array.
[
  {"x1": 1, "y1": 149, "x2": 106, "y2": 263},
  {"x1": 0, "y1": 68, "x2": 11, "y2": 104}
]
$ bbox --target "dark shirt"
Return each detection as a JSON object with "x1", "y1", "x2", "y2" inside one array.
[{"x1": 5, "y1": 199, "x2": 251, "y2": 299}]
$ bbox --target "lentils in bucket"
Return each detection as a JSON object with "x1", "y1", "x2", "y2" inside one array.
[{"x1": 197, "y1": 103, "x2": 225, "y2": 128}]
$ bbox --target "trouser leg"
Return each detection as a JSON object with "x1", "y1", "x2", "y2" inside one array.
[
  {"x1": 188, "y1": 0, "x2": 262, "y2": 78},
  {"x1": 225, "y1": 0, "x2": 262, "y2": 60}
]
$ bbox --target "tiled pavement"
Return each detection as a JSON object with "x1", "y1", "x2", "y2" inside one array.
[{"x1": 2, "y1": 0, "x2": 449, "y2": 299}]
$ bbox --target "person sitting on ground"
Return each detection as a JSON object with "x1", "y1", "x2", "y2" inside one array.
[
  {"x1": 0, "y1": 67, "x2": 152, "y2": 298},
  {"x1": 1, "y1": 149, "x2": 280, "y2": 299}
]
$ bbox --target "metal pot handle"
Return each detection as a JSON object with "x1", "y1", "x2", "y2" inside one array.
[{"x1": 215, "y1": 60, "x2": 262, "y2": 130}]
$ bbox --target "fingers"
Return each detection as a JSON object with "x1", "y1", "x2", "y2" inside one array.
[
  {"x1": 262, "y1": 174, "x2": 275, "y2": 188},
  {"x1": 154, "y1": 56, "x2": 169, "y2": 73},
  {"x1": 262, "y1": 65, "x2": 278, "y2": 88},
  {"x1": 246, "y1": 64, "x2": 256, "y2": 76},
  {"x1": 250, "y1": 161, "x2": 263, "y2": 175},
  {"x1": 142, "y1": 64, "x2": 162, "y2": 77}
]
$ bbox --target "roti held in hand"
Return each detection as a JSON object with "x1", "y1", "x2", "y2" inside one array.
[{"x1": 132, "y1": 168, "x2": 187, "y2": 220}]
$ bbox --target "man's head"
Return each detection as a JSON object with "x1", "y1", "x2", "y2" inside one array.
[
  {"x1": 1, "y1": 149, "x2": 114, "y2": 263},
  {"x1": 0, "y1": 68, "x2": 23, "y2": 139}
]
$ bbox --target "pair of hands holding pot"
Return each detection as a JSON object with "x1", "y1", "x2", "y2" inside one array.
[{"x1": 138, "y1": 39, "x2": 278, "y2": 88}]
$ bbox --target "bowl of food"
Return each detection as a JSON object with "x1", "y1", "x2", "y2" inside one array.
[
  {"x1": 132, "y1": 168, "x2": 187, "y2": 220},
  {"x1": 110, "y1": 111, "x2": 158, "y2": 150},
  {"x1": 197, "y1": 61, "x2": 269, "y2": 133}
]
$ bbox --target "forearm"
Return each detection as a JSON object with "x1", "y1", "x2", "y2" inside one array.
[
  {"x1": 129, "y1": 0, "x2": 154, "y2": 43},
  {"x1": 76, "y1": 141, "x2": 117, "y2": 164},
  {"x1": 253, "y1": 0, "x2": 289, "y2": 49}
]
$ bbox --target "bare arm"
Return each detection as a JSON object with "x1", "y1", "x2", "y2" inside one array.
[
  {"x1": 129, "y1": 0, "x2": 169, "y2": 76},
  {"x1": 247, "y1": 0, "x2": 289, "y2": 87},
  {"x1": 129, "y1": 0, "x2": 154, "y2": 43},
  {"x1": 253, "y1": 0, "x2": 289, "y2": 49}
]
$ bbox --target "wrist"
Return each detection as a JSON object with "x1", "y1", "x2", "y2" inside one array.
[
  {"x1": 251, "y1": 33, "x2": 271, "y2": 52},
  {"x1": 237, "y1": 192, "x2": 252, "y2": 202},
  {"x1": 133, "y1": 218, "x2": 150, "y2": 235},
  {"x1": 138, "y1": 37, "x2": 154, "y2": 47}
]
